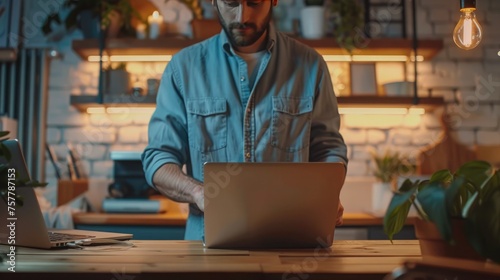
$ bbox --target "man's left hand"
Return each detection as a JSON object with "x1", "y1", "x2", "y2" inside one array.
[{"x1": 336, "y1": 201, "x2": 344, "y2": 226}]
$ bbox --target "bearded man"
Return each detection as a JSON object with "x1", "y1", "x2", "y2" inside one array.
[{"x1": 142, "y1": 0, "x2": 348, "y2": 240}]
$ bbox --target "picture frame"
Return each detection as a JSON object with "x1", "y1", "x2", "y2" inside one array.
[{"x1": 350, "y1": 63, "x2": 378, "y2": 96}]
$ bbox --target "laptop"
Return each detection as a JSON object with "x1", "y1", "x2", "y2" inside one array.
[
  {"x1": 0, "y1": 139, "x2": 133, "y2": 249},
  {"x1": 203, "y1": 162, "x2": 346, "y2": 249}
]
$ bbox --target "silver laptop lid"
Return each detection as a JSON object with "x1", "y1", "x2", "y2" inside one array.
[{"x1": 204, "y1": 162, "x2": 346, "y2": 249}]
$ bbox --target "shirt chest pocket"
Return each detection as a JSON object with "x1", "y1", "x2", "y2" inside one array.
[
  {"x1": 271, "y1": 97, "x2": 313, "y2": 152},
  {"x1": 187, "y1": 98, "x2": 227, "y2": 152}
]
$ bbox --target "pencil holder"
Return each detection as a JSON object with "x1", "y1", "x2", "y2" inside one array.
[{"x1": 57, "y1": 179, "x2": 89, "y2": 206}]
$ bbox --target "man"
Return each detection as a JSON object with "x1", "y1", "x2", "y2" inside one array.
[{"x1": 142, "y1": 0, "x2": 348, "y2": 240}]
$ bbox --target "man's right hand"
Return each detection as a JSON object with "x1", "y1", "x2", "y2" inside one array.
[{"x1": 193, "y1": 187, "x2": 204, "y2": 212}]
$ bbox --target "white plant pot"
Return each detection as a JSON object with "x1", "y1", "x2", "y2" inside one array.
[
  {"x1": 371, "y1": 182, "x2": 393, "y2": 217},
  {"x1": 300, "y1": 6, "x2": 326, "y2": 39}
]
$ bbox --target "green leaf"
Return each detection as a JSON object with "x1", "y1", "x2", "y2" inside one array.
[
  {"x1": 481, "y1": 170, "x2": 500, "y2": 203},
  {"x1": 417, "y1": 182, "x2": 453, "y2": 243},
  {"x1": 399, "y1": 178, "x2": 416, "y2": 192},
  {"x1": 456, "y1": 160, "x2": 494, "y2": 189},
  {"x1": 383, "y1": 186, "x2": 417, "y2": 241},
  {"x1": 0, "y1": 143, "x2": 11, "y2": 160},
  {"x1": 0, "y1": 131, "x2": 9, "y2": 138},
  {"x1": 465, "y1": 189, "x2": 500, "y2": 263},
  {"x1": 429, "y1": 169, "x2": 452, "y2": 184},
  {"x1": 444, "y1": 177, "x2": 466, "y2": 217}
]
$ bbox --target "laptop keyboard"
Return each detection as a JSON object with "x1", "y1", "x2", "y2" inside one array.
[{"x1": 48, "y1": 232, "x2": 95, "y2": 242}]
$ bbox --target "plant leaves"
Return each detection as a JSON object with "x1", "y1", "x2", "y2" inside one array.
[
  {"x1": 383, "y1": 186, "x2": 417, "y2": 241},
  {"x1": 417, "y1": 182, "x2": 453, "y2": 243},
  {"x1": 465, "y1": 189, "x2": 500, "y2": 263},
  {"x1": 429, "y1": 169, "x2": 452, "y2": 184},
  {"x1": 444, "y1": 177, "x2": 466, "y2": 217},
  {"x1": 456, "y1": 160, "x2": 494, "y2": 190},
  {"x1": 481, "y1": 170, "x2": 500, "y2": 203},
  {"x1": 0, "y1": 131, "x2": 9, "y2": 138}
]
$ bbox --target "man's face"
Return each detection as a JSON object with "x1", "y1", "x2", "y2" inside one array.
[{"x1": 214, "y1": 0, "x2": 274, "y2": 47}]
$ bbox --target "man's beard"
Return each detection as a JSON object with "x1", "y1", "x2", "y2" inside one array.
[{"x1": 215, "y1": 3, "x2": 273, "y2": 48}]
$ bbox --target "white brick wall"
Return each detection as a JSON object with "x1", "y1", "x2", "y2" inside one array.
[
  {"x1": 64, "y1": 127, "x2": 117, "y2": 144},
  {"x1": 366, "y1": 130, "x2": 386, "y2": 144},
  {"x1": 118, "y1": 127, "x2": 142, "y2": 144},
  {"x1": 477, "y1": 131, "x2": 500, "y2": 145},
  {"x1": 454, "y1": 130, "x2": 476, "y2": 145},
  {"x1": 92, "y1": 161, "x2": 114, "y2": 178},
  {"x1": 346, "y1": 160, "x2": 368, "y2": 177}
]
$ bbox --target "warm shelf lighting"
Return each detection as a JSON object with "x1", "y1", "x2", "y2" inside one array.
[
  {"x1": 338, "y1": 107, "x2": 425, "y2": 115},
  {"x1": 86, "y1": 107, "x2": 155, "y2": 114},
  {"x1": 86, "y1": 55, "x2": 425, "y2": 63},
  {"x1": 322, "y1": 55, "x2": 424, "y2": 62},
  {"x1": 88, "y1": 55, "x2": 172, "y2": 62}
]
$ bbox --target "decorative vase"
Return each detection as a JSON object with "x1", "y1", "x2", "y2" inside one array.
[
  {"x1": 414, "y1": 218, "x2": 486, "y2": 261},
  {"x1": 104, "y1": 70, "x2": 131, "y2": 95},
  {"x1": 371, "y1": 182, "x2": 393, "y2": 217},
  {"x1": 300, "y1": 6, "x2": 326, "y2": 39}
]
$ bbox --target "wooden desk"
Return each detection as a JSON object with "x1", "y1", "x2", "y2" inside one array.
[{"x1": 1, "y1": 240, "x2": 421, "y2": 279}]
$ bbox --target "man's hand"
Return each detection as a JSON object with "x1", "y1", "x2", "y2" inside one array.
[
  {"x1": 193, "y1": 187, "x2": 204, "y2": 212},
  {"x1": 336, "y1": 201, "x2": 344, "y2": 226}
]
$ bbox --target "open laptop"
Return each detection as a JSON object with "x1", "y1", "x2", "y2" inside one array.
[
  {"x1": 0, "y1": 139, "x2": 132, "y2": 249},
  {"x1": 203, "y1": 162, "x2": 346, "y2": 249}
]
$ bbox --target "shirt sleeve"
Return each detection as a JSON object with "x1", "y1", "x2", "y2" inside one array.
[
  {"x1": 142, "y1": 57, "x2": 189, "y2": 187},
  {"x1": 308, "y1": 59, "x2": 349, "y2": 167}
]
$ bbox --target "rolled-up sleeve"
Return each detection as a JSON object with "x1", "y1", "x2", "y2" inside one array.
[
  {"x1": 142, "y1": 57, "x2": 189, "y2": 187},
  {"x1": 308, "y1": 59, "x2": 348, "y2": 166}
]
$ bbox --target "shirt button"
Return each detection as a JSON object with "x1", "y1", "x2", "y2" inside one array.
[
  {"x1": 245, "y1": 152, "x2": 250, "y2": 159},
  {"x1": 240, "y1": 76, "x2": 245, "y2": 82}
]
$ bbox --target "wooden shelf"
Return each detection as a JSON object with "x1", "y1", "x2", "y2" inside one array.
[
  {"x1": 70, "y1": 37, "x2": 443, "y2": 111},
  {"x1": 71, "y1": 94, "x2": 443, "y2": 112},
  {"x1": 72, "y1": 37, "x2": 443, "y2": 61},
  {"x1": 70, "y1": 94, "x2": 157, "y2": 112},
  {"x1": 0, "y1": 48, "x2": 17, "y2": 61},
  {"x1": 337, "y1": 96, "x2": 444, "y2": 109}
]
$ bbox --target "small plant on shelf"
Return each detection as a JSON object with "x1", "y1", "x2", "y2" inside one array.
[
  {"x1": 42, "y1": 0, "x2": 145, "y2": 39},
  {"x1": 370, "y1": 149, "x2": 413, "y2": 184},
  {"x1": 329, "y1": 0, "x2": 365, "y2": 53}
]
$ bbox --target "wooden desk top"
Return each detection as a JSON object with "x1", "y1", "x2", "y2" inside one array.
[{"x1": 1, "y1": 240, "x2": 422, "y2": 279}]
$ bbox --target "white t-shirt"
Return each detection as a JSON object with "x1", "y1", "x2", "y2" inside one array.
[{"x1": 234, "y1": 50, "x2": 267, "y2": 89}]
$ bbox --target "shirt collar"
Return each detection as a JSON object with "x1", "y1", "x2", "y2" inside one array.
[{"x1": 220, "y1": 22, "x2": 277, "y2": 55}]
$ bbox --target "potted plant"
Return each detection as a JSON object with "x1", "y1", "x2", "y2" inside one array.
[
  {"x1": 301, "y1": 0, "x2": 326, "y2": 39},
  {"x1": 384, "y1": 160, "x2": 500, "y2": 263},
  {"x1": 369, "y1": 149, "x2": 413, "y2": 216},
  {"x1": 328, "y1": 0, "x2": 364, "y2": 53},
  {"x1": 0, "y1": 131, "x2": 47, "y2": 205},
  {"x1": 42, "y1": 0, "x2": 145, "y2": 39},
  {"x1": 169, "y1": 0, "x2": 221, "y2": 39}
]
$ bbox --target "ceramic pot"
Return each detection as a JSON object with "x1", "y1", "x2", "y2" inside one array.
[
  {"x1": 104, "y1": 70, "x2": 131, "y2": 95},
  {"x1": 371, "y1": 182, "x2": 393, "y2": 216},
  {"x1": 414, "y1": 218, "x2": 486, "y2": 261},
  {"x1": 300, "y1": 6, "x2": 326, "y2": 39}
]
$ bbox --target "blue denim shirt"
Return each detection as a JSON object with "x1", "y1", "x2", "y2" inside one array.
[{"x1": 142, "y1": 25, "x2": 348, "y2": 240}]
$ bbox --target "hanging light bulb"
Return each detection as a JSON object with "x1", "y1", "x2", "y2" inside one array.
[{"x1": 453, "y1": 0, "x2": 482, "y2": 50}]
